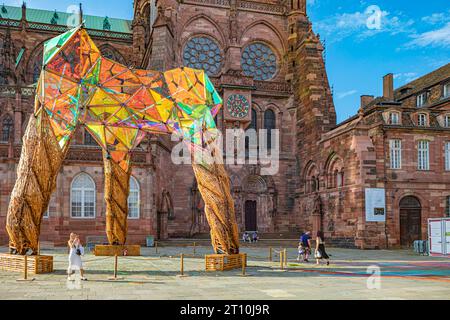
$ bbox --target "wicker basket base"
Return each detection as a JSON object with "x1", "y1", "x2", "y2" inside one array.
[
  {"x1": 94, "y1": 245, "x2": 140, "y2": 256},
  {"x1": 205, "y1": 253, "x2": 246, "y2": 271},
  {"x1": 0, "y1": 253, "x2": 53, "y2": 274}
]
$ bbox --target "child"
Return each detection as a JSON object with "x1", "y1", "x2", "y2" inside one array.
[{"x1": 297, "y1": 242, "x2": 305, "y2": 261}]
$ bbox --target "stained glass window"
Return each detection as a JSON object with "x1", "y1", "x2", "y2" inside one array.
[
  {"x1": 264, "y1": 109, "x2": 276, "y2": 149},
  {"x1": 241, "y1": 43, "x2": 277, "y2": 81},
  {"x1": 183, "y1": 37, "x2": 222, "y2": 76},
  {"x1": 245, "y1": 109, "x2": 258, "y2": 156}
]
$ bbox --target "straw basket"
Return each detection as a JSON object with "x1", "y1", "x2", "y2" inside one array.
[
  {"x1": 205, "y1": 253, "x2": 246, "y2": 271},
  {"x1": 0, "y1": 254, "x2": 53, "y2": 274}
]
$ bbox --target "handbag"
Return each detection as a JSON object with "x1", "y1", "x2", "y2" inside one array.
[
  {"x1": 76, "y1": 248, "x2": 81, "y2": 256},
  {"x1": 315, "y1": 250, "x2": 322, "y2": 259}
]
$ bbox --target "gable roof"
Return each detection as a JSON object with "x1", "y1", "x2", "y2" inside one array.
[{"x1": 395, "y1": 63, "x2": 450, "y2": 100}]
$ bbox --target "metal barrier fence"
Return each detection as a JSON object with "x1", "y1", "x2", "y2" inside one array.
[{"x1": 3, "y1": 244, "x2": 299, "y2": 282}]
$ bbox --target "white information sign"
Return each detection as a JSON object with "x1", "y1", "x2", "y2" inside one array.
[
  {"x1": 428, "y1": 218, "x2": 450, "y2": 256},
  {"x1": 445, "y1": 220, "x2": 450, "y2": 255},
  {"x1": 429, "y1": 221, "x2": 443, "y2": 254},
  {"x1": 365, "y1": 188, "x2": 386, "y2": 222}
]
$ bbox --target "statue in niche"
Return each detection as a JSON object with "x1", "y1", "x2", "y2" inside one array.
[
  {"x1": 159, "y1": 188, "x2": 173, "y2": 218},
  {"x1": 312, "y1": 192, "x2": 322, "y2": 216},
  {"x1": 189, "y1": 182, "x2": 205, "y2": 235}
]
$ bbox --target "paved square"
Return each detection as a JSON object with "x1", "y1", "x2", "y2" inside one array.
[{"x1": 0, "y1": 245, "x2": 449, "y2": 300}]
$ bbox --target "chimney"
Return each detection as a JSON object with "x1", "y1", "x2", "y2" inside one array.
[
  {"x1": 383, "y1": 73, "x2": 394, "y2": 100},
  {"x1": 360, "y1": 95, "x2": 374, "y2": 108}
]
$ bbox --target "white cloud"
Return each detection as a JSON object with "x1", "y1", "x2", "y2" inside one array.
[
  {"x1": 314, "y1": 8, "x2": 415, "y2": 43},
  {"x1": 421, "y1": 11, "x2": 450, "y2": 25},
  {"x1": 337, "y1": 90, "x2": 357, "y2": 99},
  {"x1": 394, "y1": 72, "x2": 418, "y2": 83},
  {"x1": 406, "y1": 22, "x2": 450, "y2": 48}
]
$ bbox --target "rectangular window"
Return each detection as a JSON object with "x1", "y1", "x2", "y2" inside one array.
[
  {"x1": 84, "y1": 190, "x2": 95, "y2": 218},
  {"x1": 389, "y1": 139, "x2": 402, "y2": 169},
  {"x1": 128, "y1": 190, "x2": 139, "y2": 219},
  {"x1": 447, "y1": 196, "x2": 450, "y2": 217},
  {"x1": 445, "y1": 142, "x2": 450, "y2": 171},
  {"x1": 444, "y1": 83, "x2": 450, "y2": 99},
  {"x1": 445, "y1": 115, "x2": 450, "y2": 128},
  {"x1": 417, "y1": 93, "x2": 427, "y2": 107},
  {"x1": 418, "y1": 140, "x2": 430, "y2": 170},
  {"x1": 418, "y1": 113, "x2": 427, "y2": 126},
  {"x1": 71, "y1": 190, "x2": 82, "y2": 217},
  {"x1": 389, "y1": 112, "x2": 400, "y2": 125}
]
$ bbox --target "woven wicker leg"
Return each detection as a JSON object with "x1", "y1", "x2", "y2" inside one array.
[
  {"x1": 192, "y1": 161, "x2": 240, "y2": 255},
  {"x1": 6, "y1": 112, "x2": 68, "y2": 255},
  {"x1": 103, "y1": 153, "x2": 131, "y2": 245}
]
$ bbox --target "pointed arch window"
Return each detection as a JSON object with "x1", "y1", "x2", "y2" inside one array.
[
  {"x1": 245, "y1": 108, "x2": 258, "y2": 156},
  {"x1": 31, "y1": 53, "x2": 43, "y2": 84},
  {"x1": 305, "y1": 163, "x2": 319, "y2": 194},
  {"x1": 100, "y1": 46, "x2": 125, "y2": 64},
  {"x1": 326, "y1": 155, "x2": 344, "y2": 189},
  {"x1": 71, "y1": 173, "x2": 96, "y2": 218},
  {"x1": 264, "y1": 109, "x2": 276, "y2": 149},
  {"x1": 0, "y1": 64, "x2": 6, "y2": 85},
  {"x1": 84, "y1": 129, "x2": 97, "y2": 146},
  {"x1": 128, "y1": 176, "x2": 140, "y2": 219},
  {"x1": 1, "y1": 115, "x2": 13, "y2": 142}
]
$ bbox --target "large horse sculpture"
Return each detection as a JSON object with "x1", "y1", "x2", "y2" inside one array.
[{"x1": 6, "y1": 25, "x2": 239, "y2": 256}]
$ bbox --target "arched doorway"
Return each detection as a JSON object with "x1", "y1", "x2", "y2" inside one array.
[
  {"x1": 245, "y1": 200, "x2": 257, "y2": 231},
  {"x1": 399, "y1": 196, "x2": 422, "y2": 247}
]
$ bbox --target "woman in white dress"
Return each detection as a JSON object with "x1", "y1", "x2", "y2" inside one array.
[{"x1": 67, "y1": 233, "x2": 87, "y2": 281}]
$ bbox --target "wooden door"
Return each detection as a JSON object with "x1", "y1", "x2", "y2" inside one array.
[
  {"x1": 399, "y1": 196, "x2": 422, "y2": 247},
  {"x1": 245, "y1": 200, "x2": 257, "y2": 231}
]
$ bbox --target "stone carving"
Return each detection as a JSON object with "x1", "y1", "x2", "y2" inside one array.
[
  {"x1": 312, "y1": 192, "x2": 322, "y2": 216},
  {"x1": 244, "y1": 175, "x2": 267, "y2": 194}
]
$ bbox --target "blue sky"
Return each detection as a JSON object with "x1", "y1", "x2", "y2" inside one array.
[{"x1": 3, "y1": 0, "x2": 450, "y2": 122}]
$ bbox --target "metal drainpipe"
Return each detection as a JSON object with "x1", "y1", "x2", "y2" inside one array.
[{"x1": 382, "y1": 126, "x2": 389, "y2": 249}]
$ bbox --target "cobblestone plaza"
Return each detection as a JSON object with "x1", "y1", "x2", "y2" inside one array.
[{"x1": 0, "y1": 245, "x2": 449, "y2": 300}]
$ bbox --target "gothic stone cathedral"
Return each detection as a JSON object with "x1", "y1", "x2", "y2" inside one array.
[{"x1": 0, "y1": 1, "x2": 449, "y2": 248}]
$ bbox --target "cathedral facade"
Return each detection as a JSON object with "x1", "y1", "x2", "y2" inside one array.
[{"x1": 0, "y1": 1, "x2": 449, "y2": 248}]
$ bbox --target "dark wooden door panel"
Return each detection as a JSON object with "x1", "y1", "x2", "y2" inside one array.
[
  {"x1": 400, "y1": 208, "x2": 421, "y2": 246},
  {"x1": 245, "y1": 200, "x2": 257, "y2": 231}
]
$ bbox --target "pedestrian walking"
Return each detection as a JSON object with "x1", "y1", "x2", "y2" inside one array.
[
  {"x1": 315, "y1": 230, "x2": 330, "y2": 265},
  {"x1": 297, "y1": 231, "x2": 311, "y2": 262}
]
